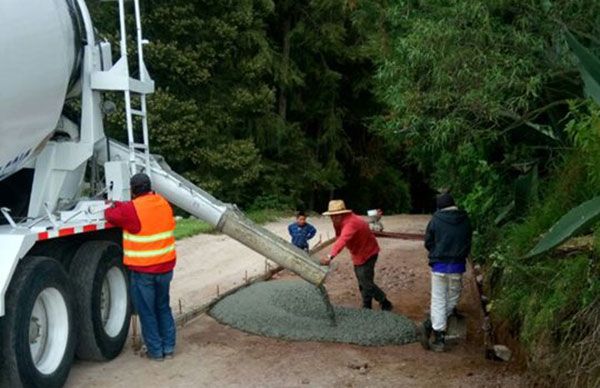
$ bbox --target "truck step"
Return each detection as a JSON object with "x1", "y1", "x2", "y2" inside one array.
[{"x1": 131, "y1": 143, "x2": 148, "y2": 150}]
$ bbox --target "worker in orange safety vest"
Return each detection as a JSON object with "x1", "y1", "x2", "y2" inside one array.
[{"x1": 105, "y1": 173, "x2": 177, "y2": 361}]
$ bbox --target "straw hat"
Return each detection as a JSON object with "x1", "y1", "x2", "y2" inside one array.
[{"x1": 322, "y1": 200, "x2": 352, "y2": 216}]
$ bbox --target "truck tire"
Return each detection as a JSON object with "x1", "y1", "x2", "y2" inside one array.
[
  {"x1": 0, "y1": 256, "x2": 76, "y2": 388},
  {"x1": 70, "y1": 241, "x2": 131, "y2": 361},
  {"x1": 28, "y1": 240, "x2": 80, "y2": 270}
]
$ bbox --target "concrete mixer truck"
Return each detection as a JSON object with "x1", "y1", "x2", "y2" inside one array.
[{"x1": 0, "y1": 0, "x2": 327, "y2": 386}]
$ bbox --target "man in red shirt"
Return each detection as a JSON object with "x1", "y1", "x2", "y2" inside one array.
[
  {"x1": 320, "y1": 200, "x2": 393, "y2": 310},
  {"x1": 105, "y1": 173, "x2": 177, "y2": 361}
]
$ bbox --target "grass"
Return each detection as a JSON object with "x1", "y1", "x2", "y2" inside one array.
[
  {"x1": 245, "y1": 208, "x2": 289, "y2": 224},
  {"x1": 174, "y1": 218, "x2": 214, "y2": 240},
  {"x1": 174, "y1": 208, "x2": 290, "y2": 240}
]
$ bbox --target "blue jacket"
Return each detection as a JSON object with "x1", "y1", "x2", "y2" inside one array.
[{"x1": 288, "y1": 222, "x2": 317, "y2": 250}]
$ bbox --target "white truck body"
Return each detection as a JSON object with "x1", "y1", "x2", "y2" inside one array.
[{"x1": 0, "y1": 0, "x2": 80, "y2": 180}]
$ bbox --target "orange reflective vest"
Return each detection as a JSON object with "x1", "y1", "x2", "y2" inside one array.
[{"x1": 123, "y1": 193, "x2": 176, "y2": 267}]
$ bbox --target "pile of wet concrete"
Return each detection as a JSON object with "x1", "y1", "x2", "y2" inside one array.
[{"x1": 210, "y1": 280, "x2": 417, "y2": 346}]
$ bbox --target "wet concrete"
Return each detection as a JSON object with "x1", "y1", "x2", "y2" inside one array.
[
  {"x1": 318, "y1": 284, "x2": 337, "y2": 326},
  {"x1": 210, "y1": 279, "x2": 417, "y2": 346}
]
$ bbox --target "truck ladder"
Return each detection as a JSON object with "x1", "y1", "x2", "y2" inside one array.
[{"x1": 91, "y1": 0, "x2": 154, "y2": 174}]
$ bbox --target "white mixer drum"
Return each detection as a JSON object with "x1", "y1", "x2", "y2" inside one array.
[{"x1": 0, "y1": 0, "x2": 82, "y2": 180}]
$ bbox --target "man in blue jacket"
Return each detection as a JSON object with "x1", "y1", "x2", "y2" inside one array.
[
  {"x1": 288, "y1": 211, "x2": 317, "y2": 252},
  {"x1": 422, "y1": 192, "x2": 472, "y2": 352}
]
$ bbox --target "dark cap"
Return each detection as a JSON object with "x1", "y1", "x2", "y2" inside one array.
[
  {"x1": 130, "y1": 173, "x2": 151, "y2": 197},
  {"x1": 436, "y1": 192, "x2": 455, "y2": 209}
]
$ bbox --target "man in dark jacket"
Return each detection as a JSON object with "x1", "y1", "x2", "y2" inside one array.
[{"x1": 421, "y1": 192, "x2": 472, "y2": 352}]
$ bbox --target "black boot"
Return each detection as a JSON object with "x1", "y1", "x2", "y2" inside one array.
[
  {"x1": 363, "y1": 299, "x2": 373, "y2": 309},
  {"x1": 430, "y1": 330, "x2": 446, "y2": 352},
  {"x1": 419, "y1": 318, "x2": 432, "y2": 350},
  {"x1": 451, "y1": 307, "x2": 465, "y2": 320},
  {"x1": 380, "y1": 299, "x2": 393, "y2": 311}
]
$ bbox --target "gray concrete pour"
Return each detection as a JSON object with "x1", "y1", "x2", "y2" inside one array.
[{"x1": 210, "y1": 279, "x2": 417, "y2": 346}]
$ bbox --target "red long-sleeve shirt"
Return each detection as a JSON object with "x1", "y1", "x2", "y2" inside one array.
[
  {"x1": 330, "y1": 213, "x2": 380, "y2": 266},
  {"x1": 105, "y1": 199, "x2": 176, "y2": 274}
]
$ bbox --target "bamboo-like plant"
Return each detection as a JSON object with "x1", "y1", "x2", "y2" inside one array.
[{"x1": 526, "y1": 31, "x2": 600, "y2": 258}]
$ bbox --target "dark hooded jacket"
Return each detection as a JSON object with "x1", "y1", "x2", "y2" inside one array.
[{"x1": 424, "y1": 208, "x2": 472, "y2": 266}]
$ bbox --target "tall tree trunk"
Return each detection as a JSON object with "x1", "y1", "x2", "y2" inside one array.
[{"x1": 278, "y1": 17, "x2": 291, "y2": 120}]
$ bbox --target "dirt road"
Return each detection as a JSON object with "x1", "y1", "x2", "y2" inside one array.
[{"x1": 67, "y1": 215, "x2": 523, "y2": 387}]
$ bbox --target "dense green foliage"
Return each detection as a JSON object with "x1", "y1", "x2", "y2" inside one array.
[
  {"x1": 354, "y1": 0, "x2": 600, "y2": 384},
  {"x1": 89, "y1": 0, "x2": 411, "y2": 213},
  {"x1": 355, "y1": 0, "x2": 600, "y2": 225},
  {"x1": 487, "y1": 148, "x2": 600, "y2": 385}
]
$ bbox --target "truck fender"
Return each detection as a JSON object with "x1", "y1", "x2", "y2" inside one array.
[{"x1": 0, "y1": 233, "x2": 37, "y2": 316}]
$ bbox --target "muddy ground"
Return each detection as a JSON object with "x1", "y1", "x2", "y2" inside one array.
[{"x1": 67, "y1": 215, "x2": 524, "y2": 387}]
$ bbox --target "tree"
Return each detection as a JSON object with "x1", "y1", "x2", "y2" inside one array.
[
  {"x1": 355, "y1": 0, "x2": 600, "y2": 222},
  {"x1": 90, "y1": 0, "x2": 274, "y2": 205},
  {"x1": 88, "y1": 0, "x2": 411, "y2": 212}
]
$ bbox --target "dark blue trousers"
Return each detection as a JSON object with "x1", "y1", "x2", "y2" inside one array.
[{"x1": 130, "y1": 271, "x2": 176, "y2": 358}]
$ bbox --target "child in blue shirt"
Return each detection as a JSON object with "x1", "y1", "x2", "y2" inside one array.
[{"x1": 288, "y1": 211, "x2": 317, "y2": 252}]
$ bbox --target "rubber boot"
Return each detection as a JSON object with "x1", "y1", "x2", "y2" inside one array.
[
  {"x1": 380, "y1": 299, "x2": 393, "y2": 311},
  {"x1": 420, "y1": 318, "x2": 432, "y2": 350},
  {"x1": 430, "y1": 330, "x2": 446, "y2": 352}
]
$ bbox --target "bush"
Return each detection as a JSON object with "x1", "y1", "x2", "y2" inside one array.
[{"x1": 484, "y1": 146, "x2": 600, "y2": 385}]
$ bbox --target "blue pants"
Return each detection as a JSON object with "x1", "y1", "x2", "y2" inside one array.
[{"x1": 130, "y1": 271, "x2": 176, "y2": 358}]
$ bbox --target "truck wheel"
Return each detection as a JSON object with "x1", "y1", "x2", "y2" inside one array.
[
  {"x1": 70, "y1": 241, "x2": 131, "y2": 360},
  {"x1": 0, "y1": 256, "x2": 76, "y2": 388}
]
